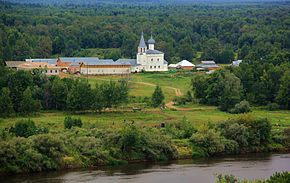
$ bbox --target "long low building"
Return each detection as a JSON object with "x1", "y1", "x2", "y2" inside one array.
[
  {"x1": 5, "y1": 61, "x2": 61, "y2": 75},
  {"x1": 168, "y1": 60, "x2": 195, "y2": 70},
  {"x1": 196, "y1": 61, "x2": 220, "y2": 70},
  {"x1": 80, "y1": 59, "x2": 131, "y2": 75}
]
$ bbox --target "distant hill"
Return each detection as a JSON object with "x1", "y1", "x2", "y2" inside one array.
[{"x1": 3, "y1": 0, "x2": 289, "y2": 6}]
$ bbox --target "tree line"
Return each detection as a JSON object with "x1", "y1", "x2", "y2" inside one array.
[
  {"x1": 0, "y1": 67, "x2": 129, "y2": 117},
  {"x1": 0, "y1": 2, "x2": 289, "y2": 64},
  {"x1": 192, "y1": 60, "x2": 290, "y2": 112}
]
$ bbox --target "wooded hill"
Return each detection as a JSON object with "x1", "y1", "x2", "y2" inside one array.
[{"x1": 0, "y1": 1, "x2": 289, "y2": 64}]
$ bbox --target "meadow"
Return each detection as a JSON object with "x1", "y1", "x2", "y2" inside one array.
[{"x1": 1, "y1": 72, "x2": 289, "y2": 132}]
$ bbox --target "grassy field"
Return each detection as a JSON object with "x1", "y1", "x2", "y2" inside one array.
[
  {"x1": 0, "y1": 72, "x2": 289, "y2": 131},
  {"x1": 85, "y1": 72, "x2": 193, "y2": 102},
  {"x1": 0, "y1": 106, "x2": 289, "y2": 133}
]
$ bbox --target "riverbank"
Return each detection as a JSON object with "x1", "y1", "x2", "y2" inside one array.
[
  {"x1": 1, "y1": 153, "x2": 290, "y2": 183},
  {"x1": 1, "y1": 115, "x2": 290, "y2": 175}
]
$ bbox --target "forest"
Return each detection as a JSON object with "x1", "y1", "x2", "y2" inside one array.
[
  {"x1": 0, "y1": 1, "x2": 289, "y2": 64},
  {"x1": 0, "y1": 0, "x2": 290, "y2": 176}
]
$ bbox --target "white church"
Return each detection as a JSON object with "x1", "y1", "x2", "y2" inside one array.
[
  {"x1": 24, "y1": 32, "x2": 168, "y2": 75},
  {"x1": 116, "y1": 32, "x2": 168, "y2": 72}
]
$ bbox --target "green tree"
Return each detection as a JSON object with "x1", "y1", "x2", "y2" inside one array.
[
  {"x1": 219, "y1": 72, "x2": 242, "y2": 111},
  {"x1": 0, "y1": 87, "x2": 14, "y2": 117},
  {"x1": 67, "y1": 79, "x2": 94, "y2": 111},
  {"x1": 19, "y1": 87, "x2": 40, "y2": 115},
  {"x1": 9, "y1": 119, "x2": 37, "y2": 138},
  {"x1": 51, "y1": 78, "x2": 68, "y2": 110},
  {"x1": 276, "y1": 70, "x2": 290, "y2": 109},
  {"x1": 8, "y1": 70, "x2": 33, "y2": 112},
  {"x1": 179, "y1": 43, "x2": 194, "y2": 61},
  {"x1": 151, "y1": 85, "x2": 164, "y2": 108}
]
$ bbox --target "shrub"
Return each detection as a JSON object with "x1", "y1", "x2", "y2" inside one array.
[
  {"x1": 216, "y1": 172, "x2": 290, "y2": 183},
  {"x1": 0, "y1": 137, "x2": 44, "y2": 173},
  {"x1": 164, "y1": 117, "x2": 196, "y2": 139},
  {"x1": 219, "y1": 122, "x2": 249, "y2": 149},
  {"x1": 173, "y1": 96, "x2": 187, "y2": 105},
  {"x1": 215, "y1": 174, "x2": 237, "y2": 183},
  {"x1": 72, "y1": 136, "x2": 109, "y2": 166},
  {"x1": 64, "y1": 117, "x2": 82, "y2": 129},
  {"x1": 9, "y1": 119, "x2": 37, "y2": 138},
  {"x1": 266, "y1": 103, "x2": 280, "y2": 111},
  {"x1": 222, "y1": 139, "x2": 239, "y2": 154},
  {"x1": 231, "y1": 116, "x2": 272, "y2": 148},
  {"x1": 31, "y1": 134, "x2": 65, "y2": 169},
  {"x1": 267, "y1": 172, "x2": 290, "y2": 183},
  {"x1": 229, "y1": 100, "x2": 251, "y2": 114},
  {"x1": 190, "y1": 125, "x2": 225, "y2": 155},
  {"x1": 284, "y1": 127, "x2": 290, "y2": 146}
]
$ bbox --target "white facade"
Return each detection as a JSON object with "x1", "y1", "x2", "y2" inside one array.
[
  {"x1": 80, "y1": 66, "x2": 131, "y2": 75},
  {"x1": 136, "y1": 33, "x2": 168, "y2": 72}
]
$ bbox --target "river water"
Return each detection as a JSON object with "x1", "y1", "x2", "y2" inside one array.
[{"x1": 1, "y1": 153, "x2": 290, "y2": 183}]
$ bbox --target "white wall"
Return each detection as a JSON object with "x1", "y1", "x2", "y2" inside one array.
[
  {"x1": 144, "y1": 53, "x2": 168, "y2": 71},
  {"x1": 80, "y1": 67, "x2": 131, "y2": 75}
]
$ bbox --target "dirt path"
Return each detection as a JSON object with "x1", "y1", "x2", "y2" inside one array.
[
  {"x1": 116, "y1": 80, "x2": 190, "y2": 111},
  {"x1": 71, "y1": 75, "x2": 190, "y2": 111}
]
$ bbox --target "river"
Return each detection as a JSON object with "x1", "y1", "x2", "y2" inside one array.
[{"x1": 1, "y1": 153, "x2": 290, "y2": 183}]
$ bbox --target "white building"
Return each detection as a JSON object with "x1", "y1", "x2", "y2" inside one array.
[
  {"x1": 232, "y1": 60, "x2": 243, "y2": 67},
  {"x1": 169, "y1": 60, "x2": 195, "y2": 70},
  {"x1": 116, "y1": 33, "x2": 168, "y2": 72},
  {"x1": 6, "y1": 61, "x2": 61, "y2": 76},
  {"x1": 136, "y1": 32, "x2": 168, "y2": 72},
  {"x1": 80, "y1": 59, "x2": 131, "y2": 75}
]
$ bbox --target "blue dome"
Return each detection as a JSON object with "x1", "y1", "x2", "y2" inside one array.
[{"x1": 148, "y1": 35, "x2": 155, "y2": 44}]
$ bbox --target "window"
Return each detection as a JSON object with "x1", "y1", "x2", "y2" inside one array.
[
  {"x1": 150, "y1": 66, "x2": 152, "y2": 68},
  {"x1": 151, "y1": 58, "x2": 153, "y2": 61},
  {"x1": 157, "y1": 58, "x2": 159, "y2": 61},
  {"x1": 50, "y1": 70, "x2": 52, "y2": 73},
  {"x1": 158, "y1": 66, "x2": 160, "y2": 68},
  {"x1": 55, "y1": 70, "x2": 57, "y2": 73},
  {"x1": 154, "y1": 66, "x2": 156, "y2": 68}
]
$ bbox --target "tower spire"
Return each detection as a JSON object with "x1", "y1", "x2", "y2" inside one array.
[{"x1": 138, "y1": 32, "x2": 146, "y2": 48}]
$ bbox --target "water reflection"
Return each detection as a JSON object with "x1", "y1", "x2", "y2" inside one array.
[{"x1": 1, "y1": 153, "x2": 289, "y2": 183}]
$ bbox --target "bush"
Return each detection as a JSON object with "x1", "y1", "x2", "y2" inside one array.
[
  {"x1": 219, "y1": 122, "x2": 249, "y2": 150},
  {"x1": 31, "y1": 134, "x2": 65, "y2": 169},
  {"x1": 72, "y1": 136, "x2": 109, "y2": 166},
  {"x1": 190, "y1": 125, "x2": 225, "y2": 156},
  {"x1": 164, "y1": 117, "x2": 196, "y2": 139},
  {"x1": 216, "y1": 172, "x2": 290, "y2": 183},
  {"x1": 284, "y1": 127, "x2": 290, "y2": 146},
  {"x1": 267, "y1": 172, "x2": 290, "y2": 183},
  {"x1": 0, "y1": 137, "x2": 44, "y2": 173},
  {"x1": 229, "y1": 100, "x2": 251, "y2": 114},
  {"x1": 173, "y1": 96, "x2": 187, "y2": 105},
  {"x1": 64, "y1": 117, "x2": 82, "y2": 129},
  {"x1": 222, "y1": 139, "x2": 239, "y2": 154},
  {"x1": 230, "y1": 116, "x2": 272, "y2": 148},
  {"x1": 9, "y1": 119, "x2": 37, "y2": 138},
  {"x1": 266, "y1": 103, "x2": 280, "y2": 111}
]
